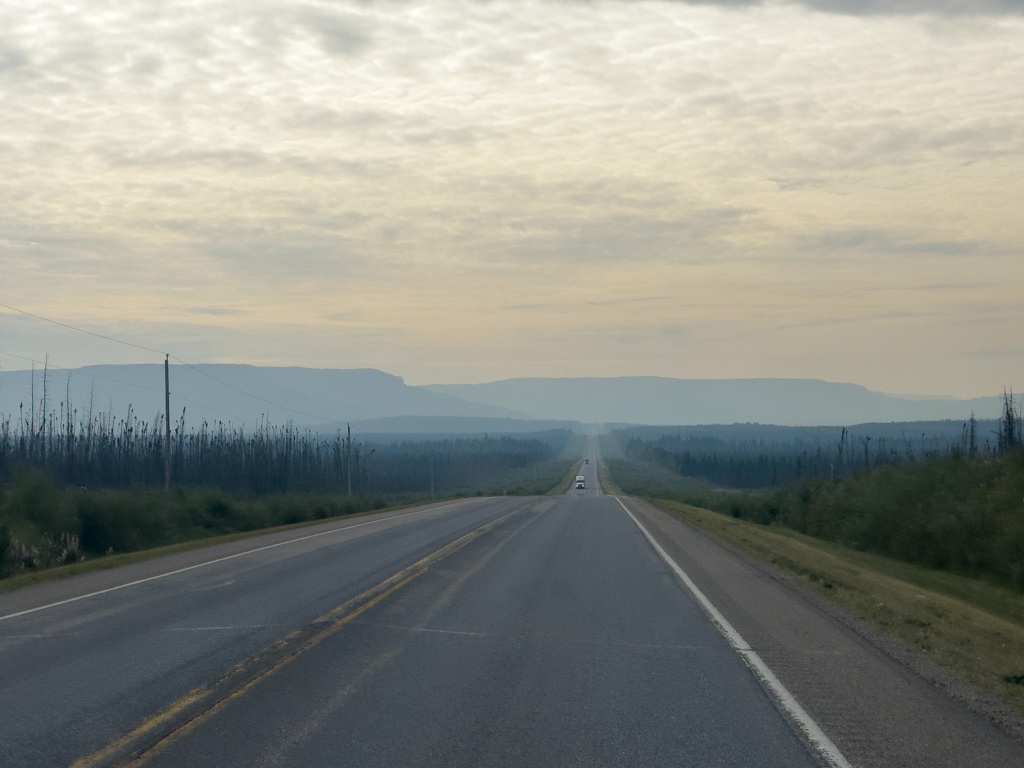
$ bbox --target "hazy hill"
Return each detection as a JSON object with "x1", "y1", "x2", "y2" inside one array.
[
  {"x1": 424, "y1": 377, "x2": 1003, "y2": 427},
  {"x1": 604, "y1": 420, "x2": 1000, "y2": 457},
  {"x1": 347, "y1": 415, "x2": 581, "y2": 434},
  {"x1": 0, "y1": 365, "x2": 524, "y2": 429},
  {"x1": 2, "y1": 366, "x2": 1004, "y2": 430}
]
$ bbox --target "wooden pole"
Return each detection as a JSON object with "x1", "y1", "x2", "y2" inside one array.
[
  {"x1": 346, "y1": 422, "x2": 352, "y2": 497},
  {"x1": 164, "y1": 355, "x2": 171, "y2": 491}
]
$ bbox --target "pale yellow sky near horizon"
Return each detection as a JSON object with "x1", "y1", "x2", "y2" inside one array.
[{"x1": 1, "y1": 0, "x2": 1022, "y2": 397}]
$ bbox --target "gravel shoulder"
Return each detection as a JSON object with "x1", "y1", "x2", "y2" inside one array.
[{"x1": 623, "y1": 495, "x2": 1024, "y2": 768}]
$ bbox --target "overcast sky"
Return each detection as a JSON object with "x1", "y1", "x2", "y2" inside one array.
[{"x1": 1, "y1": 0, "x2": 1022, "y2": 396}]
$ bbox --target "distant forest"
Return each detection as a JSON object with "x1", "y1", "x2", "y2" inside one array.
[
  {"x1": 0, "y1": 403, "x2": 581, "y2": 575},
  {"x1": 0, "y1": 394, "x2": 580, "y2": 497},
  {"x1": 610, "y1": 407, "x2": 1016, "y2": 489}
]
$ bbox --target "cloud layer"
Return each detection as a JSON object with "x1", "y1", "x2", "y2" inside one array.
[{"x1": 1, "y1": 0, "x2": 1022, "y2": 396}]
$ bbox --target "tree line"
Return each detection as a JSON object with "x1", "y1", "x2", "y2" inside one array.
[
  {"x1": 620, "y1": 392, "x2": 1022, "y2": 489},
  {"x1": 0, "y1": 381, "x2": 573, "y2": 496}
]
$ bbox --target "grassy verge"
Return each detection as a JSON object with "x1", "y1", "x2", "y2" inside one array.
[
  {"x1": 651, "y1": 498, "x2": 1024, "y2": 715},
  {"x1": 1, "y1": 458, "x2": 575, "y2": 591},
  {"x1": 488, "y1": 459, "x2": 577, "y2": 496},
  {"x1": 633, "y1": 449, "x2": 1024, "y2": 591},
  {"x1": 603, "y1": 457, "x2": 717, "y2": 499},
  {"x1": 597, "y1": 456, "x2": 623, "y2": 495},
  {"x1": 0, "y1": 499, "x2": 441, "y2": 594}
]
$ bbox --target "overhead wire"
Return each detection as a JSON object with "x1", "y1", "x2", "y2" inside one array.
[
  {"x1": 0, "y1": 349, "x2": 252, "y2": 424},
  {"x1": 0, "y1": 302, "x2": 166, "y2": 356},
  {"x1": 167, "y1": 355, "x2": 337, "y2": 424},
  {"x1": 0, "y1": 302, "x2": 347, "y2": 427}
]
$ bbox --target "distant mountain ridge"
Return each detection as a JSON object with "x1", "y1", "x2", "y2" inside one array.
[
  {"x1": 0, "y1": 365, "x2": 525, "y2": 429},
  {"x1": 0, "y1": 366, "x2": 1003, "y2": 429},
  {"x1": 349, "y1": 415, "x2": 580, "y2": 434},
  {"x1": 424, "y1": 377, "x2": 1003, "y2": 427}
]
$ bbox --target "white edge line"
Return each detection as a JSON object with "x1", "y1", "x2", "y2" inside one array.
[
  {"x1": 0, "y1": 500, "x2": 474, "y2": 623},
  {"x1": 614, "y1": 496, "x2": 854, "y2": 768}
]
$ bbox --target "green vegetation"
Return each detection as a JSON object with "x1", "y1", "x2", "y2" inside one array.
[
  {"x1": 596, "y1": 457, "x2": 623, "y2": 496},
  {"x1": 602, "y1": 418, "x2": 1024, "y2": 715},
  {"x1": 0, "y1": 400, "x2": 582, "y2": 583},
  {"x1": 0, "y1": 509, "x2": 399, "y2": 594},
  {"x1": 650, "y1": 450, "x2": 1024, "y2": 591},
  {"x1": 603, "y1": 456, "x2": 717, "y2": 499},
  {"x1": 478, "y1": 458, "x2": 577, "y2": 497},
  {"x1": 0, "y1": 453, "x2": 576, "y2": 582},
  {"x1": 0, "y1": 389, "x2": 580, "y2": 496},
  {"x1": 607, "y1": 398, "x2": 1019, "y2": 490},
  {"x1": 0, "y1": 468, "x2": 407, "y2": 578},
  {"x1": 649, "y1": 499, "x2": 1024, "y2": 715},
  {"x1": 602, "y1": 400, "x2": 1024, "y2": 590},
  {"x1": 609, "y1": 420, "x2": 992, "y2": 489},
  {"x1": 364, "y1": 433, "x2": 581, "y2": 495}
]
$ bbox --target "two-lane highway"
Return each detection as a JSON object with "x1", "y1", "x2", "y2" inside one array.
[
  {"x1": 0, "y1": 496, "x2": 533, "y2": 768},
  {"x1": 5, "y1": 440, "x2": 1022, "y2": 767},
  {"x1": 113, "y1": 488, "x2": 816, "y2": 767},
  {"x1": 0, "y1": 438, "x2": 823, "y2": 767},
  {"x1": 569, "y1": 436, "x2": 601, "y2": 498}
]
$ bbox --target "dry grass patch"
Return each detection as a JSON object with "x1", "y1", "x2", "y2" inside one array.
[
  {"x1": 653, "y1": 498, "x2": 1024, "y2": 716},
  {"x1": 597, "y1": 459, "x2": 623, "y2": 495}
]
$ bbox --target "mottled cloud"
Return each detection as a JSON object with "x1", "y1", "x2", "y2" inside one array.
[
  {"x1": 0, "y1": 0, "x2": 1022, "y2": 396},
  {"x1": 798, "y1": 0, "x2": 1024, "y2": 15},
  {"x1": 686, "y1": 0, "x2": 1024, "y2": 14},
  {"x1": 187, "y1": 306, "x2": 244, "y2": 315}
]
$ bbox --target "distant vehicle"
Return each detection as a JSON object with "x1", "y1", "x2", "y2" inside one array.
[
  {"x1": 584, "y1": 459, "x2": 590, "y2": 464},
  {"x1": 575, "y1": 475, "x2": 585, "y2": 489}
]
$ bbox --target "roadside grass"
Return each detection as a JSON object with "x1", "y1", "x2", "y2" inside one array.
[
  {"x1": 0, "y1": 459, "x2": 575, "y2": 592},
  {"x1": 488, "y1": 459, "x2": 576, "y2": 496},
  {"x1": 0, "y1": 495, "x2": 483, "y2": 598},
  {"x1": 597, "y1": 457, "x2": 623, "y2": 495},
  {"x1": 0, "y1": 496, "x2": 464, "y2": 595},
  {"x1": 651, "y1": 497, "x2": 1024, "y2": 715},
  {"x1": 603, "y1": 457, "x2": 717, "y2": 499},
  {"x1": 660, "y1": 450, "x2": 1024, "y2": 592}
]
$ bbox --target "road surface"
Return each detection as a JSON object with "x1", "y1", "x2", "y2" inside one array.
[{"x1": 1, "y1": 438, "x2": 1021, "y2": 767}]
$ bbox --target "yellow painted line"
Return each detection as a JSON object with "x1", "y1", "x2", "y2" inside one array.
[
  {"x1": 68, "y1": 500, "x2": 535, "y2": 768},
  {"x1": 2, "y1": 499, "x2": 478, "y2": 623}
]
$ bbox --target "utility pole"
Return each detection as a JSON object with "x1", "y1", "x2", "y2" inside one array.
[
  {"x1": 430, "y1": 454, "x2": 434, "y2": 499},
  {"x1": 30, "y1": 361, "x2": 35, "y2": 445},
  {"x1": 969, "y1": 411, "x2": 977, "y2": 457},
  {"x1": 164, "y1": 355, "x2": 171, "y2": 491},
  {"x1": 346, "y1": 422, "x2": 352, "y2": 497},
  {"x1": 41, "y1": 354, "x2": 48, "y2": 464}
]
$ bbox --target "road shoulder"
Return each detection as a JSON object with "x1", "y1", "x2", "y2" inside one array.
[
  {"x1": 621, "y1": 495, "x2": 1024, "y2": 768},
  {"x1": 0, "y1": 497, "x2": 495, "y2": 619}
]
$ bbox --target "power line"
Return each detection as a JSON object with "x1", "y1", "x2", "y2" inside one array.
[
  {"x1": 0, "y1": 302, "x2": 166, "y2": 356},
  {"x1": 168, "y1": 356, "x2": 336, "y2": 424},
  {"x1": 0, "y1": 301, "x2": 344, "y2": 425},
  {"x1": 0, "y1": 349, "x2": 252, "y2": 424},
  {"x1": 0, "y1": 349, "x2": 164, "y2": 395}
]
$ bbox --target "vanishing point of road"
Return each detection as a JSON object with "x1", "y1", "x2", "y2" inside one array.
[{"x1": 2, "y1": 439, "x2": 1022, "y2": 767}]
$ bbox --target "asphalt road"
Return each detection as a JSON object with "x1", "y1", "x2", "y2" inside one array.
[
  {"x1": 3, "y1": 438, "x2": 1020, "y2": 767},
  {"x1": 0, "y1": 496, "x2": 532, "y2": 768},
  {"x1": 1, "y1": 443, "x2": 819, "y2": 768}
]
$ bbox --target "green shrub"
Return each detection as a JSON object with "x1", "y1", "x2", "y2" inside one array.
[
  {"x1": 678, "y1": 450, "x2": 1024, "y2": 589},
  {"x1": 0, "y1": 478, "x2": 436, "y2": 579}
]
